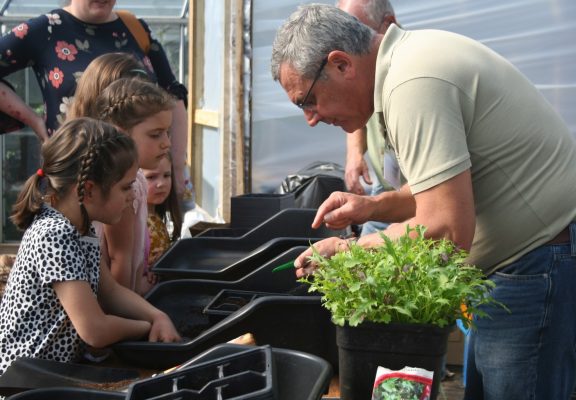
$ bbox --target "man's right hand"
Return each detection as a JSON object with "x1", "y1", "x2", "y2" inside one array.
[
  {"x1": 311, "y1": 191, "x2": 376, "y2": 230},
  {"x1": 345, "y1": 127, "x2": 371, "y2": 195},
  {"x1": 345, "y1": 154, "x2": 371, "y2": 195}
]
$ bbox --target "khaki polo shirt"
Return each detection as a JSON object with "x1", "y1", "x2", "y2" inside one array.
[{"x1": 373, "y1": 25, "x2": 576, "y2": 274}]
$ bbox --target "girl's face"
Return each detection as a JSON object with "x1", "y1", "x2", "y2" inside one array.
[
  {"x1": 143, "y1": 156, "x2": 172, "y2": 206},
  {"x1": 129, "y1": 110, "x2": 172, "y2": 170},
  {"x1": 89, "y1": 163, "x2": 138, "y2": 225}
]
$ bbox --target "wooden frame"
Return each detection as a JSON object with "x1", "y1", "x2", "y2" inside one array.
[{"x1": 188, "y1": 0, "x2": 246, "y2": 222}]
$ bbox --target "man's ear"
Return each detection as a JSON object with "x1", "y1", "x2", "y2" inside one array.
[
  {"x1": 378, "y1": 14, "x2": 397, "y2": 33},
  {"x1": 327, "y1": 50, "x2": 356, "y2": 79}
]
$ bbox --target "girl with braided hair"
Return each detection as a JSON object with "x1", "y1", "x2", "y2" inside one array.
[
  {"x1": 0, "y1": 117, "x2": 180, "y2": 376},
  {"x1": 88, "y1": 77, "x2": 174, "y2": 296}
]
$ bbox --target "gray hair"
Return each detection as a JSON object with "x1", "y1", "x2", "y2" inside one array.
[
  {"x1": 336, "y1": 0, "x2": 395, "y2": 28},
  {"x1": 271, "y1": 4, "x2": 374, "y2": 81}
]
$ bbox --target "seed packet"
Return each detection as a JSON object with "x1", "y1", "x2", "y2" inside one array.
[{"x1": 372, "y1": 366, "x2": 433, "y2": 400}]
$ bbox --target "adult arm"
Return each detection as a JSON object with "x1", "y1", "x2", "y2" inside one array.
[
  {"x1": 359, "y1": 169, "x2": 475, "y2": 249},
  {"x1": 296, "y1": 171, "x2": 475, "y2": 277},
  {"x1": 345, "y1": 127, "x2": 371, "y2": 195},
  {"x1": 0, "y1": 16, "x2": 50, "y2": 141},
  {"x1": 311, "y1": 184, "x2": 415, "y2": 230},
  {"x1": 0, "y1": 81, "x2": 48, "y2": 141}
]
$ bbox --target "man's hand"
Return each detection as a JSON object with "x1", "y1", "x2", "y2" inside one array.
[
  {"x1": 312, "y1": 191, "x2": 376, "y2": 230},
  {"x1": 345, "y1": 127, "x2": 371, "y2": 195},
  {"x1": 294, "y1": 237, "x2": 351, "y2": 278},
  {"x1": 345, "y1": 154, "x2": 371, "y2": 195}
]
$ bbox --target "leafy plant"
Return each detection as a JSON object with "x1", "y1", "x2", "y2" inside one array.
[{"x1": 299, "y1": 225, "x2": 506, "y2": 329}]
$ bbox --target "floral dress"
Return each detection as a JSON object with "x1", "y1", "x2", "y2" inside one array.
[
  {"x1": 0, "y1": 205, "x2": 100, "y2": 376},
  {"x1": 0, "y1": 8, "x2": 187, "y2": 136},
  {"x1": 147, "y1": 213, "x2": 171, "y2": 267}
]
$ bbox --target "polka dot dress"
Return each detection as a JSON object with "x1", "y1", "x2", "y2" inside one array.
[{"x1": 0, "y1": 205, "x2": 100, "y2": 375}]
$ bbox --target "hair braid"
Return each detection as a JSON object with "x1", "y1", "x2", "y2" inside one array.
[
  {"x1": 10, "y1": 118, "x2": 138, "y2": 232},
  {"x1": 95, "y1": 77, "x2": 175, "y2": 131},
  {"x1": 77, "y1": 129, "x2": 103, "y2": 234}
]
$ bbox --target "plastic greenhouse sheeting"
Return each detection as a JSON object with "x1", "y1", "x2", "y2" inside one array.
[{"x1": 250, "y1": 0, "x2": 576, "y2": 193}]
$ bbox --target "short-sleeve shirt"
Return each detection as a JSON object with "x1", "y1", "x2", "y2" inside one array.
[
  {"x1": 0, "y1": 9, "x2": 187, "y2": 135},
  {"x1": 0, "y1": 205, "x2": 100, "y2": 375},
  {"x1": 374, "y1": 25, "x2": 576, "y2": 274}
]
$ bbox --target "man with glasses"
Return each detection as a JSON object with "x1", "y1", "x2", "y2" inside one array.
[{"x1": 271, "y1": 4, "x2": 576, "y2": 399}]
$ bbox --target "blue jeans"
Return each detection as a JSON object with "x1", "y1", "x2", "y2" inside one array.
[
  {"x1": 464, "y1": 223, "x2": 576, "y2": 400},
  {"x1": 360, "y1": 181, "x2": 389, "y2": 236}
]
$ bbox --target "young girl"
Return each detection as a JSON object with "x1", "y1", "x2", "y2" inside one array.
[
  {"x1": 143, "y1": 154, "x2": 183, "y2": 268},
  {"x1": 90, "y1": 77, "x2": 174, "y2": 296},
  {"x1": 0, "y1": 118, "x2": 180, "y2": 376}
]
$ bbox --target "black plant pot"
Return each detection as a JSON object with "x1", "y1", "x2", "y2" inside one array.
[{"x1": 336, "y1": 322, "x2": 453, "y2": 400}]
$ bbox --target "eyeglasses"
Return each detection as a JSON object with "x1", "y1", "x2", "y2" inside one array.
[{"x1": 296, "y1": 57, "x2": 328, "y2": 110}]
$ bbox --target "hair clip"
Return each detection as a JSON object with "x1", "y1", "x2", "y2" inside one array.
[
  {"x1": 129, "y1": 68, "x2": 149, "y2": 77},
  {"x1": 36, "y1": 168, "x2": 44, "y2": 177}
]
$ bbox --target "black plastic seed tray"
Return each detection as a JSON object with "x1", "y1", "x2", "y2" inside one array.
[
  {"x1": 152, "y1": 237, "x2": 316, "y2": 281},
  {"x1": 197, "y1": 208, "x2": 346, "y2": 240},
  {"x1": 174, "y1": 344, "x2": 333, "y2": 400},
  {"x1": 152, "y1": 208, "x2": 349, "y2": 281},
  {"x1": 126, "y1": 345, "x2": 276, "y2": 400},
  {"x1": 203, "y1": 289, "x2": 290, "y2": 323},
  {"x1": 113, "y1": 246, "x2": 337, "y2": 371},
  {"x1": 7, "y1": 387, "x2": 124, "y2": 400},
  {"x1": 113, "y1": 295, "x2": 337, "y2": 371},
  {"x1": 230, "y1": 193, "x2": 296, "y2": 229},
  {"x1": 0, "y1": 357, "x2": 139, "y2": 398}
]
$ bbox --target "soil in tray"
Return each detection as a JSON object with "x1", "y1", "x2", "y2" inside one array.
[
  {"x1": 78, "y1": 379, "x2": 138, "y2": 391},
  {"x1": 176, "y1": 309, "x2": 212, "y2": 339}
]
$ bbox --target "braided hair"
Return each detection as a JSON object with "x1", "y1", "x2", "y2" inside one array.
[
  {"x1": 95, "y1": 77, "x2": 175, "y2": 131},
  {"x1": 66, "y1": 53, "x2": 151, "y2": 121},
  {"x1": 11, "y1": 118, "x2": 138, "y2": 234}
]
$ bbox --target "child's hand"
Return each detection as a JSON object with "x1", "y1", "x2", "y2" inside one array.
[
  {"x1": 147, "y1": 271, "x2": 158, "y2": 285},
  {"x1": 148, "y1": 312, "x2": 182, "y2": 343}
]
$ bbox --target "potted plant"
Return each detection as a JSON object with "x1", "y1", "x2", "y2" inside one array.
[{"x1": 299, "y1": 225, "x2": 504, "y2": 400}]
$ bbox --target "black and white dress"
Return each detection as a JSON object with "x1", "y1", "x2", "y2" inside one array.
[{"x1": 0, "y1": 205, "x2": 100, "y2": 375}]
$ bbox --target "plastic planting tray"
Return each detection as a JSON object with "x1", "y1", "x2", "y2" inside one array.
[
  {"x1": 230, "y1": 193, "x2": 296, "y2": 229},
  {"x1": 126, "y1": 346, "x2": 276, "y2": 400},
  {"x1": 152, "y1": 237, "x2": 315, "y2": 281},
  {"x1": 199, "y1": 208, "x2": 346, "y2": 239},
  {"x1": 5, "y1": 344, "x2": 333, "y2": 400},
  {"x1": 113, "y1": 296, "x2": 336, "y2": 371},
  {"x1": 203, "y1": 290, "x2": 289, "y2": 323},
  {"x1": 7, "y1": 387, "x2": 124, "y2": 399},
  {"x1": 0, "y1": 358, "x2": 139, "y2": 398},
  {"x1": 113, "y1": 246, "x2": 338, "y2": 371},
  {"x1": 167, "y1": 344, "x2": 333, "y2": 400},
  {"x1": 152, "y1": 208, "x2": 349, "y2": 281}
]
